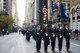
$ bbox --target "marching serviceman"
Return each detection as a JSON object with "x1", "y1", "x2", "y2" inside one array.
[
  {"x1": 26, "y1": 29, "x2": 31, "y2": 41},
  {"x1": 35, "y1": 25, "x2": 42, "y2": 52},
  {"x1": 43, "y1": 24, "x2": 50, "y2": 52},
  {"x1": 57, "y1": 24, "x2": 64, "y2": 52},
  {"x1": 64, "y1": 25, "x2": 71, "y2": 51},
  {"x1": 50, "y1": 25, "x2": 56, "y2": 52}
]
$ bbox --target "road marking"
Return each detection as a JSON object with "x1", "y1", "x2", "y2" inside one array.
[
  {"x1": 55, "y1": 48, "x2": 65, "y2": 53},
  {"x1": 11, "y1": 47, "x2": 14, "y2": 53},
  {"x1": 71, "y1": 43, "x2": 80, "y2": 47}
]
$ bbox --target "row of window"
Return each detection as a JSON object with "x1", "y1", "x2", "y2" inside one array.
[
  {"x1": 3, "y1": 0, "x2": 6, "y2": 9},
  {"x1": 62, "y1": 2, "x2": 70, "y2": 10},
  {"x1": 72, "y1": 16, "x2": 80, "y2": 20},
  {"x1": 73, "y1": 20, "x2": 80, "y2": 22}
]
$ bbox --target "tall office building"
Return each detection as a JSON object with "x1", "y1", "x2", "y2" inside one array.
[
  {"x1": 6, "y1": 0, "x2": 12, "y2": 16},
  {"x1": 0, "y1": 0, "x2": 3, "y2": 12},
  {"x1": 25, "y1": 0, "x2": 35, "y2": 27},
  {"x1": 0, "y1": 0, "x2": 12, "y2": 16},
  {"x1": 12, "y1": 0, "x2": 19, "y2": 26}
]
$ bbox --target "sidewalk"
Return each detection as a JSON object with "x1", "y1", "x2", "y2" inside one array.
[{"x1": 71, "y1": 33, "x2": 80, "y2": 40}]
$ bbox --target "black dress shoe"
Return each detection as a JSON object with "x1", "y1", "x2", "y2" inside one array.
[
  {"x1": 52, "y1": 49, "x2": 55, "y2": 52},
  {"x1": 67, "y1": 49, "x2": 69, "y2": 51},
  {"x1": 37, "y1": 49, "x2": 39, "y2": 52},
  {"x1": 59, "y1": 50, "x2": 61, "y2": 52},
  {"x1": 44, "y1": 50, "x2": 48, "y2": 53}
]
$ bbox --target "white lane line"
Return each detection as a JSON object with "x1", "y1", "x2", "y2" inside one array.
[
  {"x1": 71, "y1": 43, "x2": 80, "y2": 47},
  {"x1": 11, "y1": 47, "x2": 14, "y2": 53},
  {"x1": 55, "y1": 48, "x2": 65, "y2": 53}
]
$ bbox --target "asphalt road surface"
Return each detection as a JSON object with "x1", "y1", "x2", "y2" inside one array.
[{"x1": 0, "y1": 33, "x2": 80, "y2": 53}]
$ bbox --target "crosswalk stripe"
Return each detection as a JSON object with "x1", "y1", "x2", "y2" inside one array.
[
  {"x1": 71, "y1": 43, "x2": 80, "y2": 47},
  {"x1": 11, "y1": 47, "x2": 14, "y2": 53}
]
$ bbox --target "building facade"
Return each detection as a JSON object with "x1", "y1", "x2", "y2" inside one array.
[
  {"x1": 25, "y1": 0, "x2": 32, "y2": 27},
  {"x1": 12, "y1": 0, "x2": 19, "y2": 26},
  {"x1": 6, "y1": 0, "x2": 12, "y2": 16},
  {"x1": 0, "y1": 0, "x2": 12, "y2": 16},
  {"x1": 0, "y1": 0, "x2": 3, "y2": 12},
  {"x1": 70, "y1": 0, "x2": 80, "y2": 31},
  {"x1": 25, "y1": 0, "x2": 36, "y2": 27}
]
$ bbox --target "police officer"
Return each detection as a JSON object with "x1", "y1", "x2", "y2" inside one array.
[
  {"x1": 57, "y1": 24, "x2": 63, "y2": 52},
  {"x1": 26, "y1": 29, "x2": 30, "y2": 41},
  {"x1": 43, "y1": 24, "x2": 50, "y2": 52},
  {"x1": 64, "y1": 25, "x2": 71, "y2": 51},
  {"x1": 2, "y1": 29, "x2": 5, "y2": 35},
  {"x1": 50, "y1": 27, "x2": 56, "y2": 52},
  {"x1": 35, "y1": 25, "x2": 42, "y2": 52}
]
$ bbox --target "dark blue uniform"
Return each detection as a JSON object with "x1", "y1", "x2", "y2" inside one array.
[
  {"x1": 32, "y1": 29, "x2": 37, "y2": 40},
  {"x1": 35, "y1": 29, "x2": 42, "y2": 52},
  {"x1": 64, "y1": 28, "x2": 71, "y2": 51},
  {"x1": 57, "y1": 28, "x2": 63, "y2": 52},
  {"x1": 26, "y1": 29, "x2": 31, "y2": 41},
  {"x1": 43, "y1": 28, "x2": 50, "y2": 52},
  {"x1": 50, "y1": 28, "x2": 56, "y2": 51}
]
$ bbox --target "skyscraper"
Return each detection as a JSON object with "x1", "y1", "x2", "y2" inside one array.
[
  {"x1": 0, "y1": 0, "x2": 3, "y2": 12},
  {"x1": 12, "y1": 0, "x2": 19, "y2": 26},
  {"x1": 0, "y1": 0, "x2": 12, "y2": 16}
]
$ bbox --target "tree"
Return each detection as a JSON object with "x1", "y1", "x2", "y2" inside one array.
[{"x1": 0, "y1": 15, "x2": 13, "y2": 31}]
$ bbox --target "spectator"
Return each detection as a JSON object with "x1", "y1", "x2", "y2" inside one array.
[{"x1": 74, "y1": 29, "x2": 78, "y2": 40}]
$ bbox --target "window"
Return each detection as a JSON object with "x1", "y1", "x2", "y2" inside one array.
[
  {"x1": 72, "y1": 17, "x2": 75, "y2": 20},
  {"x1": 4, "y1": 0, "x2": 6, "y2": 1},
  {"x1": 3, "y1": 5, "x2": 6, "y2": 9},
  {"x1": 3, "y1": 2, "x2": 6, "y2": 5},
  {"x1": 68, "y1": 3, "x2": 70, "y2": 10},
  {"x1": 77, "y1": 16, "x2": 80, "y2": 19}
]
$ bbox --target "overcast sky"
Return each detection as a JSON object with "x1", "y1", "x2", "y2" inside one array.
[{"x1": 16, "y1": 0, "x2": 26, "y2": 27}]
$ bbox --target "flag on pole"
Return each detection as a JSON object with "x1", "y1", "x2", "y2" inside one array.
[
  {"x1": 60, "y1": 3, "x2": 68, "y2": 19},
  {"x1": 53, "y1": 3, "x2": 68, "y2": 19},
  {"x1": 42, "y1": 5, "x2": 48, "y2": 22},
  {"x1": 53, "y1": 3, "x2": 58, "y2": 11}
]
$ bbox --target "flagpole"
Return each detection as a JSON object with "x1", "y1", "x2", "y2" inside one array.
[
  {"x1": 58, "y1": 0, "x2": 62, "y2": 35},
  {"x1": 57, "y1": 0, "x2": 61, "y2": 18},
  {"x1": 58, "y1": 0, "x2": 62, "y2": 26},
  {"x1": 42, "y1": 5, "x2": 48, "y2": 36},
  {"x1": 52, "y1": 0, "x2": 53, "y2": 33},
  {"x1": 46, "y1": 18, "x2": 48, "y2": 36}
]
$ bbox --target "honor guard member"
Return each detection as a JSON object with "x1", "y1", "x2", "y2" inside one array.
[
  {"x1": 43, "y1": 24, "x2": 50, "y2": 52},
  {"x1": 64, "y1": 25, "x2": 71, "y2": 51},
  {"x1": 36, "y1": 25, "x2": 42, "y2": 52},
  {"x1": 26, "y1": 29, "x2": 30, "y2": 41},
  {"x1": 57, "y1": 24, "x2": 64, "y2": 52},
  {"x1": 32, "y1": 29, "x2": 36, "y2": 40},
  {"x1": 50, "y1": 25, "x2": 56, "y2": 52},
  {"x1": 32, "y1": 26, "x2": 37, "y2": 40}
]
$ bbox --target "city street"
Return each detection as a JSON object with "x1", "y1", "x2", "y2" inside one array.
[
  {"x1": 0, "y1": 0, "x2": 80, "y2": 53},
  {"x1": 0, "y1": 33, "x2": 80, "y2": 53}
]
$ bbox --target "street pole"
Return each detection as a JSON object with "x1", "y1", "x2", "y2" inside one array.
[
  {"x1": 75, "y1": 9, "x2": 78, "y2": 30},
  {"x1": 57, "y1": 0, "x2": 61, "y2": 25},
  {"x1": 70, "y1": 0, "x2": 73, "y2": 30}
]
